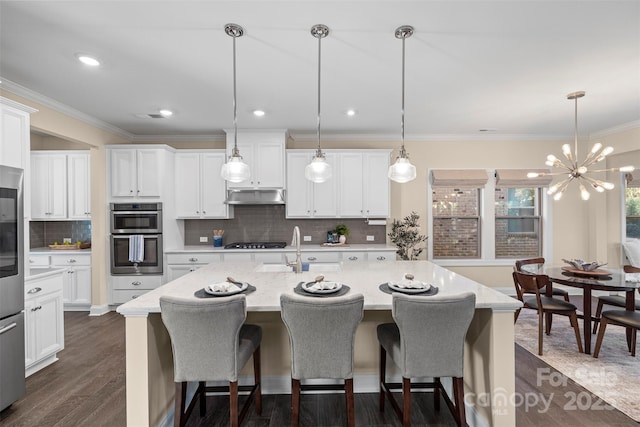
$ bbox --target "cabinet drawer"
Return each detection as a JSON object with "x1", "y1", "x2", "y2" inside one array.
[
  {"x1": 110, "y1": 275, "x2": 162, "y2": 290},
  {"x1": 301, "y1": 251, "x2": 340, "y2": 263},
  {"x1": 342, "y1": 252, "x2": 367, "y2": 262},
  {"x1": 370, "y1": 251, "x2": 396, "y2": 262},
  {"x1": 223, "y1": 252, "x2": 252, "y2": 262},
  {"x1": 28, "y1": 255, "x2": 50, "y2": 267},
  {"x1": 25, "y1": 274, "x2": 63, "y2": 298},
  {"x1": 166, "y1": 253, "x2": 221, "y2": 264},
  {"x1": 51, "y1": 254, "x2": 91, "y2": 266},
  {"x1": 111, "y1": 290, "x2": 149, "y2": 304}
]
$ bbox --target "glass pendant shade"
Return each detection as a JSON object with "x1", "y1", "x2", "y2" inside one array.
[
  {"x1": 305, "y1": 155, "x2": 332, "y2": 183},
  {"x1": 388, "y1": 156, "x2": 417, "y2": 183},
  {"x1": 220, "y1": 155, "x2": 250, "y2": 183}
]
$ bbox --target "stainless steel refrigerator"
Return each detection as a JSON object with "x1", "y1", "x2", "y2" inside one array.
[{"x1": 0, "y1": 165, "x2": 25, "y2": 411}]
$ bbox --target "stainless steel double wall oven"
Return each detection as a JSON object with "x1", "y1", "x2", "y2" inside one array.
[{"x1": 110, "y1": 202, "x2": 163, "y2": 275}]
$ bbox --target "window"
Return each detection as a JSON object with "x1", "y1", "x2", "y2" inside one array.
[
  {"x1": 495, "y1": 187, "x2": 541, "y2": 258},
  {"x1": 429, "y1": 169, "x2": 551, "y2": 264},
  {"x1": 626, "y1": 171, "x2": 640, "y2": 239},
  {"x1": 432, "y1": 187, "x2": 481, "y2": 258}
]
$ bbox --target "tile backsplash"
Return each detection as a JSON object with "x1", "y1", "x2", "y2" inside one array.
[
  {"x1": 30, "y1": 221, "x2": 92, "y2": 248},
  {"x1": 184, "y1": 205, "x2": 387, "y2": 246}
]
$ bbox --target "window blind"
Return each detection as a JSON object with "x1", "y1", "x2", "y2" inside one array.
[
  {"x1": 495, "y1": 169, "x2": 553, "y2": 188},
  {"x1": 430, "y1": 169, "x2": 489, "y2": 188}
]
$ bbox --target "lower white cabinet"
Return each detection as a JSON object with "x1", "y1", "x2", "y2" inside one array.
[
  {"x1": 25, "y1": 271, "x2": 65, "y2": 377},
  {"x1": 166, "y1": 253, "x2": 222, "y2": 281},
  {"x1": 110, "y1": 275, "x2": 163, "y2": 304},
  {"x1": 51, "y1": 254, "x2": 92, "y2": 310}
]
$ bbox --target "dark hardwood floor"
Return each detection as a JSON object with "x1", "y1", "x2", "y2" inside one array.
[{"x1": 1, "y1": 297, "x2": 637, "y2": 426}]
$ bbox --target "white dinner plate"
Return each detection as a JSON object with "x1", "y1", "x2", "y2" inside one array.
[
  {"x1": 302, "y1": 281, "x2": 342, "y2": 294},
  {"x1": 204, "y1": 281, "x2": 248, "y2": 296},
  {"x1": 387, "y1": 281, "x2": 433, "y2": 294}
]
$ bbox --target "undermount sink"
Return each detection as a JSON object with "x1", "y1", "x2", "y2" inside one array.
[{"x1": 255, "y1": 263, "x2": 342, "y2": 273}]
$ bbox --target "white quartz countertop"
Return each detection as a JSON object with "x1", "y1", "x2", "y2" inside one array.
[
  {"x1": 116, "y1": 260, "x2": 522, "y2": 316},
  {"x1": 166, "y1": 244, "x2": 396, "y2": 253}
]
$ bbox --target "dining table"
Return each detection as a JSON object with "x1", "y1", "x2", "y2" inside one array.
[{"x1": 522, "y1": 265, "x2": 640, "y2": 354}]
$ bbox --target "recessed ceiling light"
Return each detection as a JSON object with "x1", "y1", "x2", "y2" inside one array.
[
  {"x1": 346, "y1": 109, "x2": 357, "y2": 116},
  {"x1": 479, "y1": 128, "x2": 498, "y2": 132},
  {"x1": 159, "y1": 109, "x2": 173, "y2": 117},
  {"x1": 76, "y1": 54, "x2": 101, "y2": 67},
  {"x1": 253, "y1": 109, "x2": 265, "y2": 117}
]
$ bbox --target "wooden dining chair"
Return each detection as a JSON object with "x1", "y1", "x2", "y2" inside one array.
[
  {"x1": 515, "y1": 258, "x2": 570, "y2": 302},
  {"x1": 592, "y1": 265, "x2": 640, "y2": 334},
  {"x1": 513, "y1": 271, "x2": 583, "y2": 355},
  {"x1": 593, "y1": 286, "x2": 640, "y2": 359}
]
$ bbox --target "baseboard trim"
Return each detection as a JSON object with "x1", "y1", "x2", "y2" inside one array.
[{"x1": 89, "y1": 304, "x2": 110, "y2": 316}]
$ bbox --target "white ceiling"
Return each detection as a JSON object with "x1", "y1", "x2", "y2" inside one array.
[{"x1": 1, "y1": 1, "x2": 639, "y2": 142}]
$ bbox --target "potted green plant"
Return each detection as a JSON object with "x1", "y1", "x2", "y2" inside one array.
[
  {"x1": 387, "y1": 211, "x2": 428, "y2": 260},
  {"x1": 334, "y1": 224, "x2": 350, "y2": 244}
]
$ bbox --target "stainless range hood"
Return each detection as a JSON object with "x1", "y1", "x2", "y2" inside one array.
[{"x1": 224, "y1": 189, "x2": 286, "y2": 205}]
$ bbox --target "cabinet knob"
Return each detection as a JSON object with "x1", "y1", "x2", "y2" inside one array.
[
  {"x1": 190, "y1": 268, "x2": 196, "y2": 272},
  {"x1": 307, "y1": 256, "x2": 317, "y2": 261},
  {"x1": 27, "y1": 287, "x2": 42, "y2": 294},
  {"x1": 131, "y1": 281, "x2": 142, "y2": 286},
  {"x1": 31, "y1": 305, "x2": 43, "y2": 312},
  {"x1": 131, "y1": 295, "x2": 139, "y2": 299},
  {"x1": 68, "y1": 259, "x2": 76, "y2": 263},
  {"x1": 348, "y1": 256, "x2": 358, "y2": 261},
  {"x1": 202, "y1": 211, "x2": 206, "y2": 214},
  {"x1": 129, "y1": 190, "x2": 134, "y2": 193},
  {"x1": 189, "y1": 257, "x2": 198, "y2": 262},
  {"x1": 196, "y1": 211, "x2": 199, "y2": 214},
  {"x1": 377, "y1": 256, "x2": 386, "y2": 261}
]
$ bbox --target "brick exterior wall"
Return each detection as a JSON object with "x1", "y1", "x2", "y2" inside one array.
[{"x1": 432, "y1": 187, "x2": 480, "y2": 258}]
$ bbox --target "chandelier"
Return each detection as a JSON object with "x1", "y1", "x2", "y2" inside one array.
[
  {"x1": 304, "y1": 24, "x2": 332, "y2": 183},
  {"x1": 220, "y1": 23, "x2": 251, "y2": 183},
  {"x1": 528, "y1": 91, "x2": 634, "y2": 201},
  {"x1": 388, "y1": 25, "x2": 417, "y2": 183}
]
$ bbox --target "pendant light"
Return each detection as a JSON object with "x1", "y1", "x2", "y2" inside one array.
[
  {"x1": 527, "y1": 91, "x2": 634, "y2": 201},
  {"x1": 305, "y1": 24, "x2": 332, "y2": 183},
  {"x1": 221, "y1": 23, "x2": 250, "y2": 183},
  {"x1": 388, "y1": 25, "x2": 417, "y2": 183}
]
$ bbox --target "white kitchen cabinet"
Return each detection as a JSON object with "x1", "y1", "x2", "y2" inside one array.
[
  {"x1": 226, "y1": 130, "x2": 286, "y2": 189},
  {"x1": 51, "y1": 254, "x2": 91, "y2": 310},
  {"x1": 67, "y1": 153, "x2": 91, "y2": 219},
  {"x1": 24, "y1": 271, "x2": 65, "y2": 377},
  {"x1": 110, "y1": 275, "x2": 163, "y2": 304},
  {"x1": 175, "y1": 151, "x2": 229, "y2": 218},
  {"x1": 30, "y1": 152, "x2": 67, "y2": 220},
  {"x1": 166, "y1": 253, "x2": 221, "y2": 281},
  {"x1": 338, "y1": 150, "x2": 390, "y2": 218},
  {"x1": 286, "y1": 151, "x2": 337, "y2": 218},
  {"x1": 110, "y1": 148, "x2": 163, "y2": 198}
]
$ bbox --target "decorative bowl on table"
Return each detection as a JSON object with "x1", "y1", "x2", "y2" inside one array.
[{"x1": 562, "y1": 259, "x2": 607, "y2": 271}]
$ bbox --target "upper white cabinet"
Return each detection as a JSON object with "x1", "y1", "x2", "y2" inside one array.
[
  {"x1": 286, "y1": 149, "x2": 390, "y2": 219},
  {"x1": 110, "y1": 147, "x2": 166, "y2": 198},
  {"x1": 286, "y1": 151, "x2": 337, "y2": 218},
  {"x1": 339, "y1": 151, "x2": 390, "y2": 218},
  {"x1": 31, "y1": 151, "x2": 91, "y2": 220},
  {"x1": 31, "y1": 152, "x2": 68, "y2": 220},
  {"x1": 67, "y1": 153, "x2": 91, "y2": 219},
  {"x1": 175, "y1": 150, "x2": 230, "y2": 218},
  {"x1": 225, "y1": 130, "x2": 286, "y2": 189},
  {"x1": 1, "y1": 98, "x2": 35, "y2": 170}
]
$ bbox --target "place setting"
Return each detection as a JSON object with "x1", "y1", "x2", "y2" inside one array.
[
  {"x1": 294, "y1": 275, "x2": 350, "y2": 297},
  {"x1": 379, "y1": 273, "x2": 438, "y2": 296},
  {"x1": 194, "y1": 276, "x2": 257, "y2": 298}
]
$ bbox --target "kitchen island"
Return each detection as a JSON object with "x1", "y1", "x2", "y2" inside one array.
[{"x1": 117, "y1": 260, "x2": 521, "y2": 427}]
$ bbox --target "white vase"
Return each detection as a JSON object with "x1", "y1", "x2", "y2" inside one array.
[{"x1": 339, "y1": 234, "x2": 347, "y2": 244}]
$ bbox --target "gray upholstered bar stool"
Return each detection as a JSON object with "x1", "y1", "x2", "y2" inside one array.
[
  {"x1": 280, "y1": 293, "x2": 364, "y2": 427},
  {"x1": 160, "y1": 294, "x2": 262, "y2": 427},
  {"x1": 377, "y1": 292, "x2": 476, "y2": 427}
]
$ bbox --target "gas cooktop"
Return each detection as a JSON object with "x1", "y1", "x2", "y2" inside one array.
[{"x1": 223, "y1": 242, "x2": 287, "y2": 249}]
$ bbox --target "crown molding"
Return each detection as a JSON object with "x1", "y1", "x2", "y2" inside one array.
[
  {"x1": 589, "y1": 119, "x2": 640, "y2": 139},
  {"x1": 289, "y1": 131, "x2": 571, "y2": 143},
  {"x1": 0, "y1": 96, "x2": 38, "y2": 113},
  {"x1": 1, "y1": 78, "x2": 134, "y2": 141},
  {"x1": 131, "y1": 134, "x2": 226, "y2": 143}
]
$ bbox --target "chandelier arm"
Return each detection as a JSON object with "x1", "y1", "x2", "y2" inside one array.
[{"x1": 572, "y1": 93, "x2": 579, "y2": 169}]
